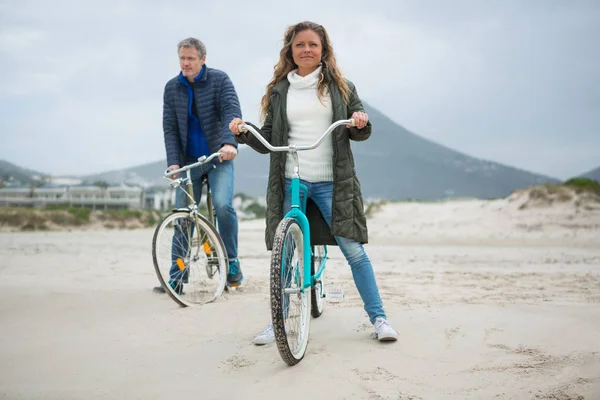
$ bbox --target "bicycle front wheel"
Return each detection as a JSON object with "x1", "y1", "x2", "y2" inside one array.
[
  {"x1": 270, "y1": 218, "x2": 311, "y2": 366},
  {"x1": 152, "y1": 211, "x2": 228, "y2": 307}
]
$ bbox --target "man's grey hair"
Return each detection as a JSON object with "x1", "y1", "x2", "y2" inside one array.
[{"x1": 177, "y1": 37, "x2": 207, "y2": 58}]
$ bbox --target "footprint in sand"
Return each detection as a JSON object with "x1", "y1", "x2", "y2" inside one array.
[
  {"x1": 352, "y1": 366, "x2": 397, "y2": 382},
  {"x1": 222, "y1": 355, "x2": 256, "y2": 371},
  {"x1": 484, "y1": 327, "x2": 503, "y2": 341},
  {"x1": 351, "y1": 367, "x2": 423, "y2": 399},
  {"x1": 533, "y1": 377, "x2": 589, "y2": 400},
  {"x1": 475, "y1": 344, "x2": 584, "y2": 374},
  {"x1": 445, "y1": 326, "x2": 462, "y2": 345}
]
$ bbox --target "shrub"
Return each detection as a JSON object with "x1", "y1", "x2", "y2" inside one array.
[
  {"x1": 564, "y1": 177, "x2": 600, "y2": 195},
  {"x1": 44, "y1": 206, "x2": 92, "y2": 223},
  {"x1": 0, "y1": 208, "x2": 33, "y2": 226},
  {"x1": 46, "y1": 210, "x2": 84, "y2": 226},
  {"x1": 144, "y1": 211, "x2": 158, "y2": 227},
  {"x1": 244, "y1": 202, "x2": 266, "y2": 219},
  {"x1": 365, "y1": 200, "x2": 387, "y2": 217},
  {"x1": 21, "y1": 220, "x2": 49, "y2": 231}
]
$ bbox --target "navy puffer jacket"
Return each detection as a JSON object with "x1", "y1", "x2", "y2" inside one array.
[{"x1": 163, "y1": 65, "x2": 242, "y2": 167}]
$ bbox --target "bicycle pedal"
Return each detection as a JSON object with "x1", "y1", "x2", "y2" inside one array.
[{"x1": 325, "y1": 286, "x2": 344, "y2": 303}]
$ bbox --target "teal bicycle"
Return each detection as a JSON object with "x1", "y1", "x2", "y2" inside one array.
[{"x1": 238, "y1": 118, "x2": 355, "y2": 365}]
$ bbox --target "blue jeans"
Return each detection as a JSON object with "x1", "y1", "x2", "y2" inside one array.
[
  {"x1": 283, "y1": 178, "x2": 386, "y2": 324},
  {"x1": 170, "y1": 158, "x2": 238, "y2": 280}
]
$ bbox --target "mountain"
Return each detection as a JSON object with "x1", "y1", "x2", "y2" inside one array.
[
  {"x1": 0, "y1": 160, "x2": 49, "y2": 186},
  {"x1": 81, "y1": 160, "x2": 168, "y2": 188},
  {"x1": 349, "y1": 103, "x2": 559, "y2": 199},
  {"x1": 3, "y1": 103, "x2": 560, "y2": 200},
  {"x1": 79, "y1": 148, "x2": 270, "y2": 193},
  {"x1": 225, "y1": 101, "x2": 559, "y2": 200},
  {"x1": 578, "y1": 166, "x2": 600, "y2": 181}
]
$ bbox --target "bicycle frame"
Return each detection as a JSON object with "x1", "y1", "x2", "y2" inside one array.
[
  {"x1": 164, "y1": 152, "x2": 222, "y2": 262},
  {"x1": 284, "y1": 175, "x2": 313, "y2": 290},
  {"x1": 238, "y1": 119, "x2": 354, "y2": 291},
  {"x1": 164, "y1": 152, "x2": 221, "y2": 224}
]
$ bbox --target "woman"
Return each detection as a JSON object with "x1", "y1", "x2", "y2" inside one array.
[{"x1": 229, "y1": 21, "x2": 398, "y2": 344}]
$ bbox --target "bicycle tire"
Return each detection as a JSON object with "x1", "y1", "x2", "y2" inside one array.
[
  {"x1": 152, "y1": 211, "x2": 228, "y2": 307},
  {"x1": 270, "y1": 218, "x2": 311, "y2": 366}
]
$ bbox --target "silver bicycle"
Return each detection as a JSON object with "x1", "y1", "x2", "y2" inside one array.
[{"x1": 151, "y1": 152, "x2": 228, "y2": 306}]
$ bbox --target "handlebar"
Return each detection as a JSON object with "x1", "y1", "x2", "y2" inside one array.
[
  {"x1": 238, "y1": 118, "x2": 355, "y2": 152},
  {"x1": 164, "y1": 152, "x2": 222, "y2": 178}
]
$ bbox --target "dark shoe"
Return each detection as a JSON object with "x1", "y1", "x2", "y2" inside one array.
[
  {"x1": 227, "y1": 259, "x2": 244, "y2": 287},
  {"x1": 153, "y1": 280, "x2": 184, "y2": 295},
  {"x1": 152, "y1": 285, "x2": 166, "y2": 294}
]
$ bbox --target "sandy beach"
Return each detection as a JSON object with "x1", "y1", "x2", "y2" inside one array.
[{"x1": 1, "y1": 192, "x2": 599, "y2": 400}]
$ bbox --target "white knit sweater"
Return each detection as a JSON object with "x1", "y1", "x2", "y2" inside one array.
[{"x1": 285, "y1": 66, "x2": 334, "y2": 182}]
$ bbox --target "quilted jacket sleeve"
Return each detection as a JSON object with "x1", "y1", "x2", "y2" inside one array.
[{"x1": 162, "y1": 82, "x2": 182, "y2": 167}]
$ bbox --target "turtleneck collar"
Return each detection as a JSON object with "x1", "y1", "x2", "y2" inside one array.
[{"x1": 287, "y1": 65, "x2": 322, "y2": 89}]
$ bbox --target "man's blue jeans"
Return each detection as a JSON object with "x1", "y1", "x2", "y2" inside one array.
[
  {"x1": 283, "y1": 178, "x2": 386, "y2": 324},
  {"x1": 169, "y1": 158, "x2": 238, "y2": 281}
]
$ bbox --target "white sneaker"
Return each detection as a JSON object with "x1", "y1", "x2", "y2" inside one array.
[
  {"x1": 253, "y1": 323, "x2": 275, "y2": 345},
  {"x1": 374, "y1": 317, "x2": 398, "y2": 341}
]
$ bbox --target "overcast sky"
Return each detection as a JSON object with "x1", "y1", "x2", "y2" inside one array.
[{"x1": 1, "y1": 0, "x2": 598, "y2": 180}]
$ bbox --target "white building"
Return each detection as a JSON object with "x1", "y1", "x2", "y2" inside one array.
[
  {"x1": 142, "y1": 187, "x2": 176, "y2": 211},
  {"x1": 0, "y1": 185, "x2": 143, "y2": 210}
]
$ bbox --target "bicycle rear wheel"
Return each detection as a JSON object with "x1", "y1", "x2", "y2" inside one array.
[
  {"x1": 270, "y1": 218, "x2": 311, "y2": 366},
  {"x1": 311, "y1": 245, "x2": 326, "y2": 318},
  {"x1": 152, "y1": 211, "x2": 227, "y2": 307}
]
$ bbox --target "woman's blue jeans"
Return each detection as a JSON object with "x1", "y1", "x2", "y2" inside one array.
[{"x1": 283, "y1": 178, "x2": 386, "y2": 324}]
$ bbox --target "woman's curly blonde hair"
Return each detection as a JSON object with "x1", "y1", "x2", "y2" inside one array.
[{"x1": 259, "y1": 21, "x2": 350, "y2": 121}]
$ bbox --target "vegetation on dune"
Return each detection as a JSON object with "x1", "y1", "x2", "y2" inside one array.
[
  {"x1": 563, "y1": 177, "x2": 600, "y2": 196},
  {"x1": 512, "y1": 178, "x2": 600, "y2": 211},
  {"x1": 0, "y1": 207, "x2": 163, "y2": 232}
]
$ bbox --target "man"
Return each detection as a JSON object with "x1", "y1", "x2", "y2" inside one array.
[{"x1": 154, "y1": 37, "x2": 243, "y2": 293}]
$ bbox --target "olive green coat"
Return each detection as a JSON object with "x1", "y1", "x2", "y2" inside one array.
[{"x1": 236, "y1": 70, "x2": 372, "y2": 250}]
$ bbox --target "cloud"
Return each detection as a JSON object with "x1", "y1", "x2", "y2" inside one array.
[{"x1": 0, "y1": 0, "x2": 599, "y2": 179}]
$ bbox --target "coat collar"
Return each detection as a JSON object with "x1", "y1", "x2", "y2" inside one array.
[
  {"x1": 272, "y1": 77, "x2": 290, "y2": 97},
  {"x1": 178, "y1": 64, "x2": 209, "y2": 86}
]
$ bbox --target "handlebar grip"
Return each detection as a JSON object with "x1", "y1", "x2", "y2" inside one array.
[
  {"x1": 348, "y1": 118, "x2": 356, "y2": 127},
  {"x1": 237, "y1": 124, "x2": 248, "y2": 133}
]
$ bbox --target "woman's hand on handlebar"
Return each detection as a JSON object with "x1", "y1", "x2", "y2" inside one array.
[
  {"x1": 350, "y1": 111, "x2": 369, "y2": 129},
  {"x1": 229, "y1": 118, "x2": 246, "y2": 135}
]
